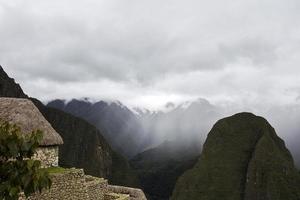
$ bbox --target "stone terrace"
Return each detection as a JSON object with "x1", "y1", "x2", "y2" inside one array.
[{"x1": 19, "y1": 168, "x2": 145, "y2": 200}]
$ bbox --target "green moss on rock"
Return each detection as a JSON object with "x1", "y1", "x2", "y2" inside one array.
[{"x1": 46, "y1": 167, "x2": 68, "y2": 174}]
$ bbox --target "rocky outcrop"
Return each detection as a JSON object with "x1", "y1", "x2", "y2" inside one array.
[
  {"x1": 171, "y1": 113, "x2": 300, "y2": 200},
  {"x1": 0, "y1": 66, "x2": 27, "y2": 99}
]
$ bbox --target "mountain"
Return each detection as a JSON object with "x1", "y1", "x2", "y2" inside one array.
[
  {"x1": 47, "y1": 99, "x2": 147, "y2": 158},
  {"x1": 171, "y1": 112, "x2": 300, "y2": 200},
  {"x1": 0, "y1": 67, "x2": 28, "y2": 99},
  {"x1": 46, "y1": 97, "x2": 227, "y2": 199},
  {"x1": 130, "y1": 140, "x2": 200, "y2": 200},
  {"x1": 46, "y1": 97, "x2": 225, "y2": 200},
  {"x1": 0, "y1": 66, "x2": 139, "y2": 187}
]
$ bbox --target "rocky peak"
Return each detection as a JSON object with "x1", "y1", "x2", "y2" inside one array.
[{"x1": 0, "y1": 65, "x2": 27, "y2": 98}]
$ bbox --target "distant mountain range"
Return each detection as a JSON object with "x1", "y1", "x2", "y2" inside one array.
[
  {"x1": 47, "y1": 97, "x2": 223, "y2": 156},
  {"x1": 47, "y1": 99, "x2": 148, "y2": 158}
]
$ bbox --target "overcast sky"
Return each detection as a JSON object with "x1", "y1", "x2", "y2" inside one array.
[{"x1": 1, "y1": 0, "x2": 300, "y2": 110}]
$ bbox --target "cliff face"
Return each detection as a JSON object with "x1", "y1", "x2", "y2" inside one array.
[
  {"x1": 171, "y1": 113, "x2": 300, "y2": 200},
  {"x1": 0, "y1": 66, "x2": 139, "y2": 187}
]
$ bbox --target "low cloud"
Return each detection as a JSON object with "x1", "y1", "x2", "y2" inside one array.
[{"x1": 0, "y1": 0, "x2": 300, "y2": 110}]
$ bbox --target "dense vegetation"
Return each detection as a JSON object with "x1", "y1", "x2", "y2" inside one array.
[
  {"x1": 171, "y1": 113, "x2": 300, "y2": 200},
  {"x1": 0, "y1": 122, "x2": 51, "y2": 200}
]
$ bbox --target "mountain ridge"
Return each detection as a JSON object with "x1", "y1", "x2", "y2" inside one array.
[{"x1": 47, "y1": 98, "x2": 148, "y2": 158}]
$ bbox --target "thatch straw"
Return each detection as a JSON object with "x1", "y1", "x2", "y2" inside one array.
[{"x1": 0, "y1": 98, "x2": 63, "y2": 146}]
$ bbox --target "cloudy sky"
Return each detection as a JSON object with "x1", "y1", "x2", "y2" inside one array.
[{"x1": 1, "y1": 0, "x2": 300, "y2": 110}]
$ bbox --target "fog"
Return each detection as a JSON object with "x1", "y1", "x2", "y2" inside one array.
[{"x1": 136, "y1": 98, "x2": 300, "y2": 165}]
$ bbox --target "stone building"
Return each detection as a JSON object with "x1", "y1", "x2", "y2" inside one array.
[{"x1": 0, "y1": 97, "x2": 63, "y2": 167}]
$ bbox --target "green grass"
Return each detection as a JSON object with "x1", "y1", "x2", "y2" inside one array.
[{"x1": 45, "y1": 167, "x2": 69, "y2": 174}]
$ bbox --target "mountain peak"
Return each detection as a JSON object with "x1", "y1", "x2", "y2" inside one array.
[
  {"x1": 0, "y1": 65, "x2": 28, "y2": 98},
  {"x1": 171, "y1": 113, "x2": 300, "y2": 200}
]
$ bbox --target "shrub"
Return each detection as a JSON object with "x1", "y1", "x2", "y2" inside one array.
[{"x1": 0, "y1": 121, "x2": 51, "y2": 200}]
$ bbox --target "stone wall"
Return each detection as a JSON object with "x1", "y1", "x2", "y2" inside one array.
[
  {"x1": 19, "y1": 168, "x2": 147, "y2": 200},
  {"x1": 32, "y1": 146, "x2": 59, "y2": 167},
  {"x1": 20, "y1": 169, "x2": 89, "y2": 200},
  {"x1": 85, "y1": 175, "x2": 108, "y2": 200},
  {"x1": 107, "y1": 185, "x2": 147, "y2": 200}
]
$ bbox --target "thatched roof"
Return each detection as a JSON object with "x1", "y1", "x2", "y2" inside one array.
[{"x1": 0, "y1": 98, "x2": 63, "y2": 146}]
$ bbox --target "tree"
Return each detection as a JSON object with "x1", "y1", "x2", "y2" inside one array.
[{"x1": 0, "y1": 121, "x2": 51, "y2": 200}]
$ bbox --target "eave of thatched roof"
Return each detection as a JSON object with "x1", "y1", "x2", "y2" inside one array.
[{"x1": 0, "y1": 97, "x2": 63, "y2": 146}]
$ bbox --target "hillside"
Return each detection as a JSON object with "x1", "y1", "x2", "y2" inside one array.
[
  {"x1": 171, "y1": 113, "x2": 300, "y2": 200},
  {"x1": 0, "y1": 65, "x2": 139, "y2": 187}
]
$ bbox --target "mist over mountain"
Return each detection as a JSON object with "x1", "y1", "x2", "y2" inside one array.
[
  {"x1": 140, "y1": 99, "x2": 300, "y2": 170},
  {"x1": 47, "y1": 96, "x2": 300, "y2": 200},
  {"x1": 138, "y1": 98, "x2": 223, "y2": 148},
  {"x1": 47, "y1": 99, "x2": 148, "y2": 158},
  {"x1": 47, "y1": 98, "x2": 223, "y2": 156},
  {"x1": 45, "y1": 97, "x2": 226, "y2": 200},
  {"x1": 47, "y1": 96, "x2": 300, "y2": 169}
]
